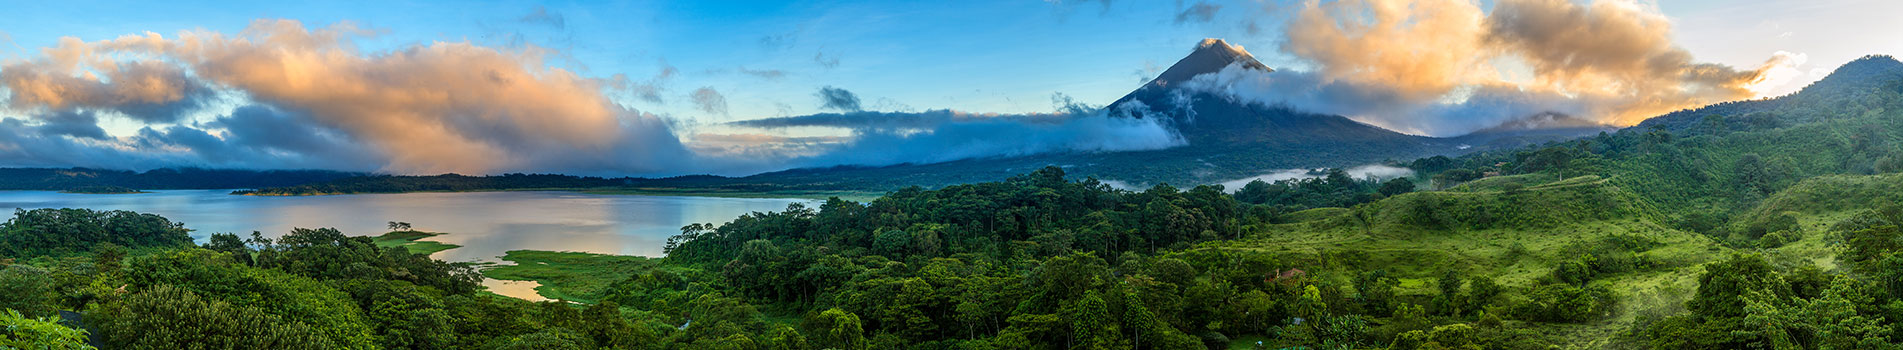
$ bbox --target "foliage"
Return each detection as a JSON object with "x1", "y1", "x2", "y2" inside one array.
[
  {"x1": 90, "y1": 285, "x2": 342, "y2": 350},
  {"x1": 0, "y1": 309, "x2": 93, "y2": 350},
  {"x1": 0, "y1": 208, "x2": 191, "y2": 258}
]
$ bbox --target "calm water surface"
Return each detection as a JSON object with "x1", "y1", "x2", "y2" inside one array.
[{"x1": 0, "y1": 190, "x2": 813, "y2": 299}]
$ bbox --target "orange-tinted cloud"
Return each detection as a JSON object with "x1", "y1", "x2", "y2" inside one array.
[
  {"x1": 2, "y1": 19, "x2": 689, "y2": 174},
  {"x1": 1258, "y1": 0, "x2": 1801, "y2": 130}
]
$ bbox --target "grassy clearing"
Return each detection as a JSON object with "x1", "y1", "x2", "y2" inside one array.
[
  {"x1": 480, "y1": 250, "x2": 660, "y2": 303},
  {"x1": 1212, "y1": 173, "x2": 1732, "y2": 347},
  {"x1": 1445, "y1": 173, "x2": 1560, "y2": 192},
  {"x1": 370, "y1": 230, "x2": 461, "y2": 255}
]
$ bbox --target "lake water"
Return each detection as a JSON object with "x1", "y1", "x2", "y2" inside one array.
[{"x1": 0, "y1": 190, "x2": 813, "y2": 300}]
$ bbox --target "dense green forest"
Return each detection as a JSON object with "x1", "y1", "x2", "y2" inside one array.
[{"x1": 7, "y1": 56, "x2": 1903, "y2": 349}]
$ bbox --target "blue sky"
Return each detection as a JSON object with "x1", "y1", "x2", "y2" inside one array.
[
  {"x1": 5, "y1": 0, "x2": 1894, "y2": 122},
  {"x1": 2, "y1": 0, "x2": 1225, "y2": 122},
  {"x1": 0, "y1": 0, "x2": 1897, "y2": 175}
]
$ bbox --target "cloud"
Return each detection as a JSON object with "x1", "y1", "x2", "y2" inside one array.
[
  {"x1": 732, "y1": 110, "x2": 1070, "y2": 130},
  {"x1": 608, "y1": 61, "x2": 678, "y2": 104},
  {"x1": 1046, "y1": 0, "x2": 1116, "y2": 19},
  {"x1": 815, "y1": 86, "x2": 862, "y2": 112},
  {"x1": 738, "y1": 67, "x2": 786, "y2": 80},
  {"x1": 758, "y1": 32, "x2": 795, "y2": 52},
  {"x1": 0, "y1": 107, "x2": 378, "y2": 172},
  {"x1": 518, "y1": 6, "x2": 566, "y2": 29},
  {"x1": 1195, "y1": 0, "x2": 1802, "y2": 135},
  {"x1": 726, "y1": 108, "x2": 1181, "y2": 167},
  {"x1": 1215, "y1": 164, "x2": 1413, "y2": 193},
  {"x1": 794, "y1": 112, "x2": 1183, "y2": 167},
  {"x1": 0, "y1": 19, "x2": 695, "y2": 175},
  {"x1": 1, "y1": 42, "x2": 212, "y2": 123},
  {"x1": 691, "y1": 87, "x2": 728, "y2": 117},
  {"x1": 686, "y1": 133, "x2": 849, "y2": 159},
  {"x1": 29, "y1": 110, "x2": 109, "y2": 140},
  {"x1": 814, "y1": 51, "x2": 840, "y2": 69},
  {"x1": 1175, "y1": 1, "x2": 1222, "y2": 24},
  {"x1": 204, "y1": 105, "x2": 382, "y2": 168}
]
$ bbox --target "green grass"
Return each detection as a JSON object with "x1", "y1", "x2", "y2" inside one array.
[
  {"x1": 1205, "y1": 173, "x2": 1731, "y2": 346},
  {"x1": 1747, "y1": 173, "x2": 1903, "y2": 218},
  {"x1": 1732, "y1": 173, "x2": 1903, "y2": 271},
  {"x1": 370, "y1": 230, "x2": 461, "y2": 255},
  {"x1": 1445, "y1": 173, "x2": 1559, "y2": 192},
  {"x1": 480, "y1": 250, "x2": 660, "y2": 303}
]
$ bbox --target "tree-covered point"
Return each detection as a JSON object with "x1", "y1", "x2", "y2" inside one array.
[{"x1": 0, "y1": 208, "x2": 192, "y2": 258}]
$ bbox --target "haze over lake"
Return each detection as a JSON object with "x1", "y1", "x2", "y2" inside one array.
[{"x1": 0, "y1": 190, "x2": 812, "y2": 262}]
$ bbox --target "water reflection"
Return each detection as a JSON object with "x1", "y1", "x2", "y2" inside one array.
[{"x1": 0, "y1": 190, "x2": 811, "y2": 262}]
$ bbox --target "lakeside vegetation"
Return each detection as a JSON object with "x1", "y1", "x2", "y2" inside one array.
[
  {"x1": 371, "y1": 229, "x2": 462, "y2": 256},
  {"x1": 58, "y1": 185, "x2": 147, "y2": 194},
  {"x1": 4, "y1": 55, "x2": 1903, "y2": 349}
]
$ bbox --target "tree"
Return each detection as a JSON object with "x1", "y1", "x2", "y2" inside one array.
[
  {"x1": 204, "y1": 232, "x2": 253, "y2": 264},
  {"x1": 1068, "y1": 291, "x2": 1121, "y2": 350},
  {"x1": 0, "y1": 208, "x2": 190, "y2": 258},
  {"x1": 1379, "y1": 177, "x2": 1416, "y2": 197},
  {"x1": 873, "y1": 229, "x2": 911, "y2": 257},
  {"x1": 1353, "y1": 270, "x2": 1397, "y2": 317},
  {"x1": 1235, "y1": 180, "x2": 1274, "y2": 205},
  {"x1": 803, "y1": 308, "x2": 867, "y2": 350},
  {"x1": 1733, "y1": 153, "x2": 1777, "y2": 196},
  {"x1": 387, "y1": 221, "x2": 413, "y2": 231},
  {"x1": 1433, "y1": 270, "x2": 1463, "y2": 316}
]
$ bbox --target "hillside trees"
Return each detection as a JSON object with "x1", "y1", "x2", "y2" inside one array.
[{"x1": 0, "y1": 208, "x2": 191, "y2": 258}]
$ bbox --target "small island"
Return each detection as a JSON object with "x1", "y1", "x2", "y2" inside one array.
[
  {"x1": 59, "y1": 185, "x2": 147, "y2": 194},
  {"x1": 371, "y1": 229, "x2": 461, "y2": 255}
]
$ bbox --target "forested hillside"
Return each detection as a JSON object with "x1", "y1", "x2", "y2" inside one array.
[
  {"x1": 0, "y1": 168, "x2": 360, "y2": 192},
  {"x1": 7, "y1": 54, "x2": 1903, "y2": 350}
]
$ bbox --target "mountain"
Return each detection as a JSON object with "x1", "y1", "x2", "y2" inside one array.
[
  {"x1": 1121, "y1": 38, "x2": 1271, "y2": 98},
  {"x1": 0, "y1": 167, "x2": 363, "y2": 191},
  {"x1": 698, "y1": 39, "x2": 1605, "y2": 189},
  {"x1": 1451, "y1": 112, "x2": 1616, "y2": 149},
  {"x1": 1635, "y1": 55, "x2": 1903, "y2": 134}
]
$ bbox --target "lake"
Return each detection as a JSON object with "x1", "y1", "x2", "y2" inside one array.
[{"x1": 0, "y1": 190, "x2": 814, "y2": 300}]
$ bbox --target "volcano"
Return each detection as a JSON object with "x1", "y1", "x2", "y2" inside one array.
[{"x1": 707, "y1": 39, "x2": 1614, "y2": 190}]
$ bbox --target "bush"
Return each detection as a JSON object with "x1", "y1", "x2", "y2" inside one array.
[
  {"x1": 0, "y1": 265, "x2": 56, "y2": 317},
  {"x1": 0, "y1": 309, "x2": 93, "y2": 349},
  {"x1": 1512, "y1": 283, "x2": 1616, "y2": 323},
  {"x1": 90, "y1": 285, "x2": 338, "y2": 350},
  {"x1": 1760, "y1": 230, "x2": 1798, "y2": 249},
  {"x1": 121, "y1": 249, "x2": 378, "y2": 349}
]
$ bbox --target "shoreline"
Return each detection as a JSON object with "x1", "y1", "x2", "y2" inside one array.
[{"x1": 235, "y1": 187, "x2": 884, "y2": 202}]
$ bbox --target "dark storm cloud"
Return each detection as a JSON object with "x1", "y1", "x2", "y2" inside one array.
[{"x1": 34, "y1": 110, "x2": 109, "y2": 140}]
